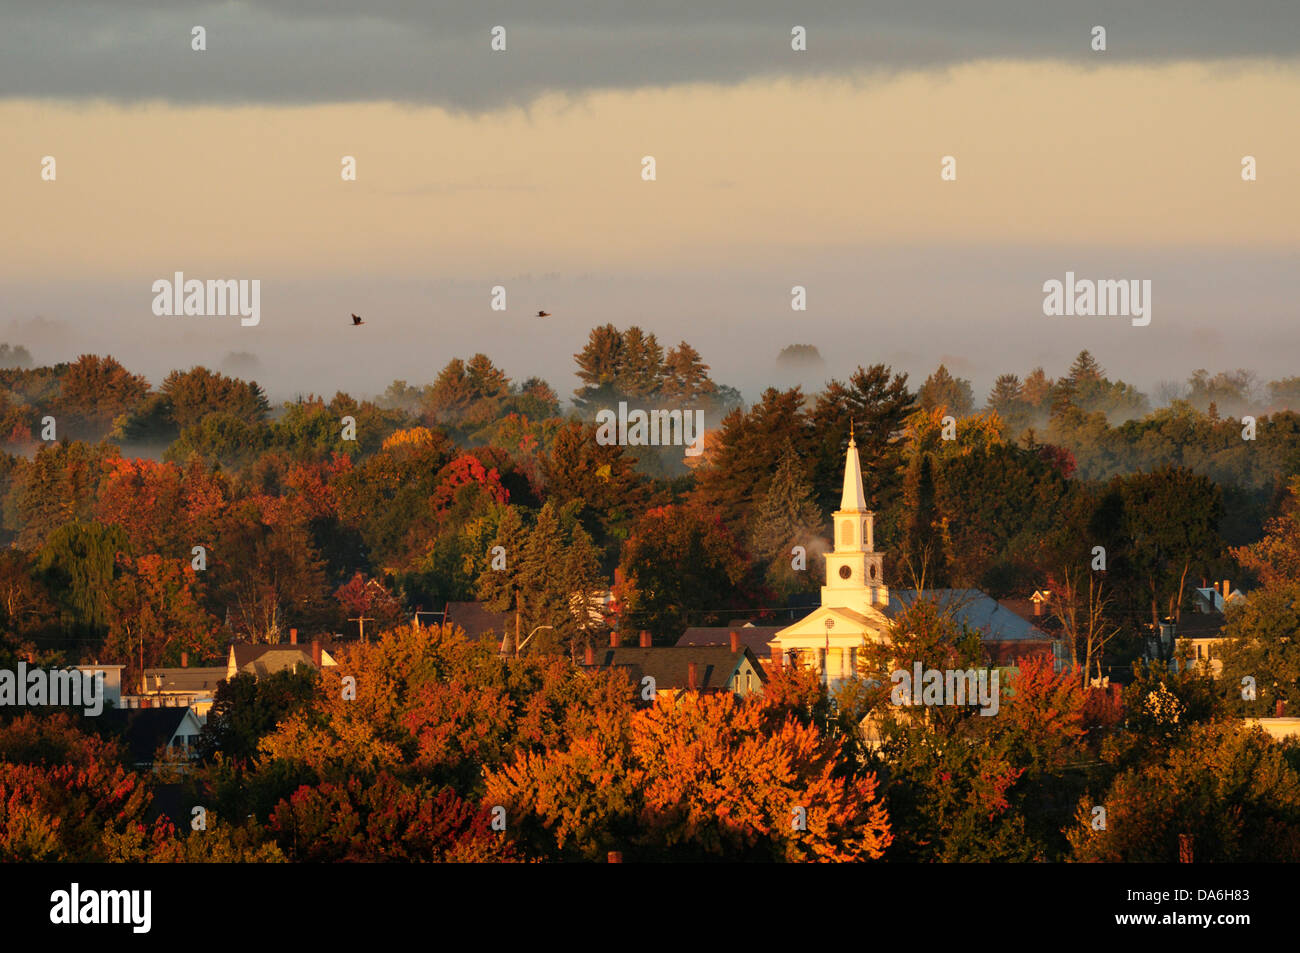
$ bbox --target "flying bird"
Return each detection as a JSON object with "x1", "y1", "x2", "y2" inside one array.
[
  {"x1": 536, "y1": 310, "x2": 551, "y2": 318},
  {"x1": 351, "y1": 314, "x2": 364, "y2": 326}
]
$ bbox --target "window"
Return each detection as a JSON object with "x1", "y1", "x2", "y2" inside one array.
[
  {"x1": 839, "y1": 565, "x2": 852, "y2": 580},
  {"x1": 840, "y1": 521, "x2": 853, "y2": 546}
]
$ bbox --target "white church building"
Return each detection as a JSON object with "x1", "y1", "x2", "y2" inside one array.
[
  {"x1": 767, "y1": 430, "x2": 1065, "y2": 687},
  {"x1": 769, "y1": 430, "x2": 894, "y2": 685}
]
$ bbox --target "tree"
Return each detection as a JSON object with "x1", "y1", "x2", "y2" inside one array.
[
  {"x1": 661, "y1": 342, "x2": 716, "y2": 402},
  {"x1": 0, "y1": 713, "x2": 162, "y2": 861},
  {"x1": 617, "y1": 505, "x2": 751, "y2": 640},
  {"x1": 199, "y1": 669, "x2": 323, "y2": 763},
  {"x1": 36, "y1": 521, "x2": 127, "y2": 640},
  {"x1": 1119, "y1": 467, "x2": 1224, "y2": 632},
  {"x1": 1069, "y1": 721, "x2": 1300, "y2": 862},
  {"x1": 901, "y1": 454, "x2": 948, "y2": 588},
  {"x1": 750, "y1": 441, "x2": 823, "y2": 598},
  {"x1": 56, "y1": 355, "x2": 149, "y2": 441},
  {"x1": 106, "y1": 554, "x2": 222, "y2": 686},
  {"x1": 917, "y1": 364, "x2": 974, "y2": 417},
  {"x1": 486, "y1": 690, "x2": 892, "y2": 862},
  {"x1": 810, "y1": 365, "x2": 914, "y2": 515},
  {"x1": 690, "y1": 387, "x2": 813, "y2": 529},
  {"x1": 269, "y1": 773, "x2": 509, "y2": 862},
  {"x1": 618, "y1": 327, "x2": 664, "y2": 399},
  {"x1": 987, "y1": 374, "x2": 1029, "y2": 434},
  {"x1": 541, "y1": 422, "x2": 655, "y2": 558},
  {"x1": 572, "y1": 324, "x2": 624, "y2": 411}
]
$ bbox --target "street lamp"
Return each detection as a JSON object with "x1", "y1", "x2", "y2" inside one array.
[{"x1": 514, "y1": 625, "x2": 554, "y2": 657}]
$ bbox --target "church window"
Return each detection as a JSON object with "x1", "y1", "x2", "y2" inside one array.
[
  {"x1": 839, "y1": 565, "x2": 852, "y2": 580},
  {"x1": 840, "y1": 521, "x2": 853, "y2": 546}
]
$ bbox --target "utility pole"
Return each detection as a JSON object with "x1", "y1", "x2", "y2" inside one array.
[{"x1": 348, "y1": 615, "x2": 375, "y2": 643}]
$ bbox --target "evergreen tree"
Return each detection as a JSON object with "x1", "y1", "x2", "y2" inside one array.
[
  {"x1": 750, "y1": 442, "x2": 823, "y2": 598},
  {"x1": 573, "y1": 325, "x2": 624, "y2": 411},
  {"x1": 661, "y1": 342, "x2": 715, "y2": 401},
  {"x1": 618, "y1": 327, "x2": 664, "y2": 400},
  {"x1": 902, "y1": 454, "x2": 948, "y2": 587},
  {"x1": 810, "y1": 365, "x2": 914, "y2": 516}
]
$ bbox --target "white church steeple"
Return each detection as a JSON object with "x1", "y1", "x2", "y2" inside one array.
[
  {"x1": 840, "y1": 423, "x2": 868, "y2": 513},
  {"x1": 821, "y1": 427, "x2": 888, "y2": 613}
]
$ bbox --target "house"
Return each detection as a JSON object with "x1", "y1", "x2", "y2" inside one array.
[
  {"x1": 134, "y1": 656, "x2": 226, "y2": 718},
  {"x1": 767, "y1": 430, "x2": 1068, "y2": 689},
  {"x1": 100, "y1": 706, "x2": 205, "y2": 769},
  {"x1": 227, "y1": 639, "x2": 336, "y2": 681},
  {"x1": 73, "y1": 663, "x2": 125, "y2": 710},
  {"x1": 581, "y1": 631, "x2": 767, "y2": 700},
  {"x1": 1136, "y1": 581, "x2": 1245, "y2": 676},
  {"x1": 676, "y1": 624, "x2": 785, "y2": 661}
]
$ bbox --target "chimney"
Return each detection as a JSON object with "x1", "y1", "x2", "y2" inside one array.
[
  {"x1": 687, "y1": 661, "x2": 698, "y2": 692},
  {"x1": 729, "y1": 630, "x2": 740, "y2": 653},
  {"x1": 610, "y1": 631, "x2": 620, "y2": 648},
  {"x1": 639, "y1": 630, "x2": 651, "y2": 648},
  {"x1": 584, "y1": 644, "x2": 595, "y2": 666},
  {"x1": 311, "y1": 639, "x2": 322, "y2": 667},
  {"x1": 607, "y1": 851, "x2": 623, "y2": 863},
  {"x1": 1222, "y1": 579, "x2": 1230, "y2": 600},
  {"x1": 180, "y1": 651, "x2": 188, "y2": 668},
  {"x1": 290, "y1": 628, "x2": 298, "y2": 645},
  {"x1": 1277, "y1": 699, "x2": 1286, "y2": 718},
  {"x1": 771, "y1": 644, "x2": 783, "y2": 669}
]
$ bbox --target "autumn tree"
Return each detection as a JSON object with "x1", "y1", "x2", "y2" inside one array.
[
  {"x1": 617, "y1": 505, "x2": 751, "y2": 640},
  {"x1": 917, "y1": 364, "x2": 974, "y2": 417}
]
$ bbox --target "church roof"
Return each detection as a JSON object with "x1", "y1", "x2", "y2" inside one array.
[
  {"x1": 840, "y1": 434, "x2": 868, "y2": 512},
  {"x1": 886, "y1": 589, "x2": 1051, "y2": 642}
]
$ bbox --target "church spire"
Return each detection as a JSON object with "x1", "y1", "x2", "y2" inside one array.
[{"x1": 840, "y1": 429, "x2": 867, "y2": 513}]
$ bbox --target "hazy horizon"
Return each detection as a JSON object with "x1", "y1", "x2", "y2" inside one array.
[{"x1": 5, "y1": 3, "x2": 1298, "y2": 410}]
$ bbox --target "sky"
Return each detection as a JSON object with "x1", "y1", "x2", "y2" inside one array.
[{"x1": 2, "y1": 1, "x2": 1298, "y2": 406}]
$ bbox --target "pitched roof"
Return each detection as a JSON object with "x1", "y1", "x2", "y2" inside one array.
[
  {"x1": 676, "y1": 627, "x2": 784, "y2": 655},
  {"x1": 584, "y1": 645, "x2": 765, "y2": 691},
  {"x1": 229, "y1": 644, "x2": 328, "y2": 677},
  {"x1": 100, "y1": 708, "x2": 192, "y2": 763},
  {"x1": 142, "y1": 666, "x2": 226, "y2": 694},
  {"x1": 885, "y1": 589, "x2": 1052, "y2": 642},
  {"x1": 444, "y1": 601, "x2": 513, "y2": 649}
]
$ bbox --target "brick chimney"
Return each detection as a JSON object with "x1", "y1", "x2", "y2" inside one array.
[
  {"x1": 610, "y1": 631, "x2": 620, "y2": 648},
  {"x1": 639, "y1": 630, "x2": 651, "y2": 647},
  {"x1": 771, "y1": 644, "x2": 783, "y2": 668},
  {"x1": 311, "y1": 639, "x2": 322, "y2": 667},
  {"x1": 180, "y1": 651, "x2": 188, "y2": 668},
  {"x1": 729, "y1": 630, "x2": 740, "y2": 653},
  {"x1": 1222, "y1": 579, "x2": 1231, "y2": 600},
  {"x1": 687, "y1": 661, "x2": 698, "y2": 692},
  {"x1": 584, "y1": 644, "x2": 595, "y2": 666},
  {"x1": 1277, "y1": 699, "x2": 1286, "y2": 718},
  {"x1": 607, "y1": 851, "x2": 623, "y2": 863},
  {"x1": 290, "y1": 628, "x2": 298, "y2": 645}
]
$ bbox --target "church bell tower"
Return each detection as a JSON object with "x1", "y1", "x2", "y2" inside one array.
[{"x1": 821, "y1": 427, "x2": 888, "y2": 614}]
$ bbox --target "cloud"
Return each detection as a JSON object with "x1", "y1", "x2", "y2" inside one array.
[{"x1": 3, "y1": 1, "x2": 1298, "y2": 108}]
